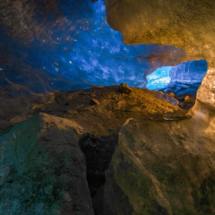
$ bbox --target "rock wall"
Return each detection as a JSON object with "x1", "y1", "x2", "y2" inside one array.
[
  {"x1": 104, "y1": 0, "x2": 215, "y2": 113},
  {"x1": 103, "y1": 117, "x2": 215, "y2": 215},
  {"x1": 169, "y1": 60, "x2": 207, "y2": 84}
]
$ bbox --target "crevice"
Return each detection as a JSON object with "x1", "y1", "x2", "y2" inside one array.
[{"x1": 79, "y1": 132, "x2": 119, "y2": 214}]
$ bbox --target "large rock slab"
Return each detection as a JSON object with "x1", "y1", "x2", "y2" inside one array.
[
  {"x1": 0, "y1": 113, "x2": 94, "y2": 215},
  {"x1": 104, "y1": 0, "x2": 215, "y2": 62},
  {"x1": 103, "y1": 117, "x2": 215, "y2": 214}
]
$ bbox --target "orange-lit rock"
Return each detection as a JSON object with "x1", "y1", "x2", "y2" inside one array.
[
  {"x1": 118, "y1": 83, "x2": 132, "y2": 94},
  {"x1": 101, "y1": 2, "x2": 215, "y2": 214},
  {"x1": 104, "y1": 0, "x2": 215, "y2": 113},
  {"x1": 28, "y1": 85, "x2": 183, "y2": 136},
  {"x1": 103, "y1": 116, "x2": 215, "y2": 215}
]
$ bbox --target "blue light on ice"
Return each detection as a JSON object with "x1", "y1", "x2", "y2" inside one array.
[{"x1": 146, "y1": 67, "x2": 171, "y2": 90}]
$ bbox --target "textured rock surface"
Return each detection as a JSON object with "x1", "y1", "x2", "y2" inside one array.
[
  {"x1": 0, "y1": 85, "x2": 192, "y2": 215},
  {"x1": 28, "y1": 85, "x2": 184, "y2": 136},
  {"x1": 169, "y1": 60, "x2": 207, "y2": 84},
  {"x1": 103, "y1": 117, "x2": 215, "y2": 215},
  {"x1": 104, "y1": 0, "x2": 215, "y2": 113},
  {"x1": 118, "y1": 83, "x2": 132, "y2": 94},
  {"x1": 0, "y1": 113, "x2": 94, "y2": 215},
  {"x1": 105, "y1": 0, "x2": 215, "y2": 61}
]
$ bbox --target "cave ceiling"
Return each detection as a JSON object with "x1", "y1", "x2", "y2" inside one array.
[{"x1": 0, "y1": 0, "x2": 194, "y2": 97}]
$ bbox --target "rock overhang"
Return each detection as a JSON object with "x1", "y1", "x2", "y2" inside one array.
[{"x1": 104, "y1": 0, "x2": 215, "y2": 113}]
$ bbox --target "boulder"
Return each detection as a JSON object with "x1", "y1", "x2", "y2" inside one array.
[
  {"x1": 0, "y1": 113, "x2": 94, "y2": 215},
  {"x1": 118, "y1": 83, "x2": 132, "y2": 94},
  {"x1": 103, "y1": 117, "x2": 215, "y2": 215},
  {"x1": 184, "y1": 95, "x2": 193, "y2": 102}
]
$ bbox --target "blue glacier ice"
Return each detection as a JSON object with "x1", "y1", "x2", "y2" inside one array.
[
  {"x1": 152, "y1": 60, "x2": 208, "y2": 96},
  {"x1": 0, "y1": 0, "x2": 188, "y2": 95},
  {"x1": 146, "y1": 67, "x2": 171, "y2": 90}
]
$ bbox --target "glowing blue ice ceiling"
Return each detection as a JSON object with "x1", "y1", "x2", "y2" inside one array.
[{"x1": 0, "y1": 0, "x2": 189, "y2": 95}]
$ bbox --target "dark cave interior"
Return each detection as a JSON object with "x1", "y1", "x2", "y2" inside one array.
[{"x1": 0, "y1": 0, "x2": 214, "y2": 215}]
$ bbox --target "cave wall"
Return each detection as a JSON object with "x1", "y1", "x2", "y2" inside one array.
[
  {"x1": 104, "y1": 0, "x2": 215, "y2": 113},
  {"x1": 169, "y1": 60, "x2": 207, "y2": 84}
]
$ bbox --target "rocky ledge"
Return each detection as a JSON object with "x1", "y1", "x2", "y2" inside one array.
[{"x1": 0, "y1": 84, "x2": 200, "y2": 215}]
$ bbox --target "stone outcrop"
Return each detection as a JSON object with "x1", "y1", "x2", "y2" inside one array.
[
  {"x1": 118, "y1": 83, "x2": 132, "y2": 94},
  {"x1": 103, "y1": 117, "x2": 215, "y2": 215},
  {"x1": 96, "y1": 3, "x2": 215, "y2": 214},
  {"x1": 104, "y1": 0, "x2": 215, "y2": 61}
]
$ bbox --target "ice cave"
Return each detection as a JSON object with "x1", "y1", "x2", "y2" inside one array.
[{"x1": 0, "y1": 0, "x2": 215, "y2": 214}]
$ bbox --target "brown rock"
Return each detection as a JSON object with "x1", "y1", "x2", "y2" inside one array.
[
  {"x1": 104, "y1": 117, "x2": 215, "y2": 214},
  {"x1": 168, "y1": 92, "x2": 175, "y2": 97},
  {"x1": 104, "y1": 0, "x2": 215, "y2": 116},
  {"x1": 25, "y1": 85, "x2": 183, "y2": 136},
  {"x1": 118, "y1": 83, "x2": 132, "y2": 94},
  {"x1": 184, "y1": 95, "x2": 192, "y2": 102}
]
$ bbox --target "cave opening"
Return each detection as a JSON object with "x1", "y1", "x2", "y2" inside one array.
[{"x1": 146, "y1": 59, "x2": 208, "y2": 98}]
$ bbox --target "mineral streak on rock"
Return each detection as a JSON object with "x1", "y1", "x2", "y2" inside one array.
[{"x1": 90, "y1": 98, "x2": 100, "y2": 105}]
